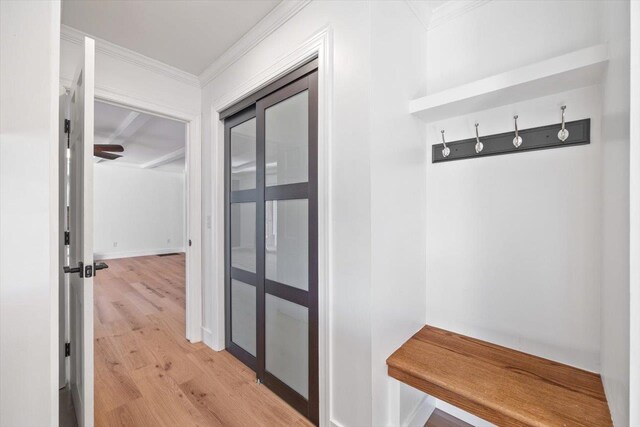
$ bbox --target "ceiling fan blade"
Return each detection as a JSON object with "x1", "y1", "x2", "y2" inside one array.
[
  {"x1": 94, "y1": 144, "x2": 124, "y2": 153},
  {"x1": 94, "y1": 151, "x2": 122, "y2": 160}
]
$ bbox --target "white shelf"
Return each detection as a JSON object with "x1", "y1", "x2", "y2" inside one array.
[{"x1": 410, "y1": 44, "x2": 609, "y2": 123}]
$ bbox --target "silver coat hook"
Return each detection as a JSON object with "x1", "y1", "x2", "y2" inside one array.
[
  {"x1": 558, "y1": 105, "x2": 569, "y2": 142},
  {"x1": 513, "y1": 115, "x2": 522, "y2": 148},
  {"x1": 441, "y1": 130, "x2": 450, "y2": 158},
  {"x1": 474, "y1": 123, "x2": 483, "y2": 154}
]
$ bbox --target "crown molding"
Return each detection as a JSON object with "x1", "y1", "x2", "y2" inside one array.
[
  {"x1": 429, "y1": 0, "x2": 492, "y2": 30},
  {"x1": 404, "y1": 1, "x2": 434, "y2": 32},
  {"x1": 404, "y1": 0, "x2": 492, "y2": 32},
  {"x1": 60, "y1": 25, "x2": 200, "y2": 88},
  {"x1": 199, "y1": 0, "x2": 311, "y2": 88}
]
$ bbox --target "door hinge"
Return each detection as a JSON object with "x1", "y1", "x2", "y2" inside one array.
[
  {"x1": 65, "y1": 119, "x2": 70, "y2": 148},
  {"x1": 64, "y1": 231, "x2": 70, "y2": 245},
  {"x1": 84, "y1": 264, "x2": 93, "y2": 278},
  {"x1": 65, "y1": 342, "x2": 71, "y2": 357},
  {"x1": 189, "y1": 239, "x2": 192, "y2": 247}
]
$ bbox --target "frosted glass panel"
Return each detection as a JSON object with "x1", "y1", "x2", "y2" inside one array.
[
  {"x1": 265, "y1": 294, "x2": 308, "y2": 399},
  {"x1": 265, "y1": 91, "x2": 308, "y2": 186},
  {"x1": 231, "y1": 202, "x2": 256, "y2": 273},
  {"x1": 231, "y1": 279, "x2": 256, "y2": 356},
  {"x1": 230, "y1": 118, "x2": 256, "y2": 191},
  {"x1": 265, "y1": 199, "x2": 308, "y2": 290}
]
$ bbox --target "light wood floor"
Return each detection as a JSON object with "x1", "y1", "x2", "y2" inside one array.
[
  {"x1": 425, "y1": 409, "x2": 472, "y2": 427},
  {"x1": 94, "y1": 254, "x2": 312, "y2": 427}
]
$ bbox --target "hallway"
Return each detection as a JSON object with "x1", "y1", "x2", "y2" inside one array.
[{"x1": 93, "y1": 255, "x2": 311, "y2": 426}]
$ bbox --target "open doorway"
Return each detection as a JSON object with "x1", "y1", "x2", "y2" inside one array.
[
  {"x1": 90, "y1": 100, "x2": 191, "y2": 424},
  {"x1": 60, "y1": 99, "x2": 191, "y2": 426},
  {"x1": 92, "y1": 100, "x2": 187, "y2": 259},
  {"x1": 93, "y1": 100, "x2": 187, "y2": 259}
]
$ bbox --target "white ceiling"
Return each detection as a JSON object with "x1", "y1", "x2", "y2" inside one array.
[
  {"x1": 95, "y1": 101, "x2": 185, "y2": 172},
  {"x1": 62, "y1": 0, "x2": 281, "y2": 75}
]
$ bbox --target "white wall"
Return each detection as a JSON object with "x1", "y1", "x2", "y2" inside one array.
[
  {"x1": 425, "y1": 1, "x2": 603, "y2": 96},
  {"x1": 425, "y1": 85, "x2": 604, "y2": 370},
  {"x1": 600, "y1": 1, "x2": 631, "y2": 425},
  {"x1": 630, "y1": 3, "x2": 640, "y2": 424},
  {"x1": 369, "y1": 2, "x2": 428, "y2": 425},
  {"x1": 94, "y1": 165, "x2": 185, "y2": 259},
  {"x1": 0, "y1": 1, "x2": 60, "y2": 426},
  {"x1": 423, "y1": 1, "x2": 632, "y2": 425},
  {"x1": 203, "y1": 2, "x2": 432, "y2": 425},
  {"x1": 425, "y1": 0, "x2": 604, "y2": 371}
]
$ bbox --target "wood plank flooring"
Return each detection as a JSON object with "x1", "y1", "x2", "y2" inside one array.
[
  {"x1": 425, "y1": 409, "x2": 472, "y2": 427},
  {"x1": 95, "y1": 254, "x2": 312, "y2": 427}
]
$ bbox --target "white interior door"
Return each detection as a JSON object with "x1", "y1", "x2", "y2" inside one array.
[{"x1": 66, "y1": 36, "x2": 95, "y2": 427}]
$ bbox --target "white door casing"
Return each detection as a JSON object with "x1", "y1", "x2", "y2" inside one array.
[
  {"x1": 67, "y1": 36, "x2": 95, "y2": 427},
  {"x1": 59, "y1": 92, "x2": 70, "y2": 389}
]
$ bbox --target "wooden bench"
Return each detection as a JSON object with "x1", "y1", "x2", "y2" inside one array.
[{"x1": 387, "y1": 325, "x2": 613, "y2": 427}]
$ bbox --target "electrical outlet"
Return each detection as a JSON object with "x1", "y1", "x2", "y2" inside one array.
[
  {"x1": 167, "y1": 238, "x2": 171, "y2": 243},
  {"x1": 113, "y1": 242, "x2": 118, "y2": 247}
]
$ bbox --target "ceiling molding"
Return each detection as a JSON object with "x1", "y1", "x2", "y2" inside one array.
[
  {"x1": 404, "y1": 1, "x2": 433, "y2": 32},
  {"x1": 111, "y1": 113, "x2": 151, "y2": 148},
  {"x1": 94, "y1": 110, "x2": 137, "y2": 163},
  {"x1": 429, "y1": 0, "x2": 492, "y2": 30},
  {"x1": 404, "y1": 0, "x2": 492, "y2": 32},
  {"x1": 105, "y1": 111, "x2": 141, "y2": 145},
  {"x1": 140, "y1": 147, "x2": 186, "y2": 169},
  {"x1": 94, "y1": 111, "x2": 150, "y2": 164},
  {"x1": 61, "y1": 24, "x2": 200, "y2": 88},
  {"x1": 198, "y1": 0, "x2": 311, "y2": 88}
]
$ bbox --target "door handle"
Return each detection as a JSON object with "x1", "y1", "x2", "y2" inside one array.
[
  {"x1": 63, "y1": 262, "x2": 84, "y2": 277},
  {"x1": 94, "y1": 262, "x2": 109, "y2": 273},
  {"x1": 63, "y1": 262, "x2": 108, "y2": 278}
]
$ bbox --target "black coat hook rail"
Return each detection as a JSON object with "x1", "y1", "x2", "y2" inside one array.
[{"x1": 432, "y1": 119, "x2": 590, "y2": 163}]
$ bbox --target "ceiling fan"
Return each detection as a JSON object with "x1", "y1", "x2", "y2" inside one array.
[{"x1": 94, "y1": 144, "x2": 124, "y2": 160}]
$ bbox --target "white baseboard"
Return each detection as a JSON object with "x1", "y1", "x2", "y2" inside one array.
[
  {"x1": 94, "y1": 247, "x2": 185, "y2": 260},
  {"x1": 436, "y1": 400, "x2": 495, "y2": 426},
  {"x1": 403, "y1": 396, "x2": 436, "y2": 427},
  {"x1": 201, "y1": 326, "x2": 216, "y2": 349},
  {"x1": 328, "y1": 399, "x2": 434, "y2": 427}
]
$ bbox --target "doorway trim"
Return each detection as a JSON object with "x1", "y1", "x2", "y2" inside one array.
[
  {"x1": 209, "y1": 26, "x2": 333, "y2": 425},
  {"x1": 60, "y1": 81, "x2": 203, "y2": 344}
]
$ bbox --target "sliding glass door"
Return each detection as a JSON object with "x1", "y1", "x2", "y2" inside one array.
[
  {"x1": 224, "y1": 59, "x2": 318, "y2": 425},
  {"x1": 225, "y1": 109, "x2": 258, "y2": 369}
]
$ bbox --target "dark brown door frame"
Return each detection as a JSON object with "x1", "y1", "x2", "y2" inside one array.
[
  {"x1": 224, "y1": 105, "x2": 257, "y2": 372},
  {"x1": 224, "y1": 59, "x2": 319, "y2": 425}
]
